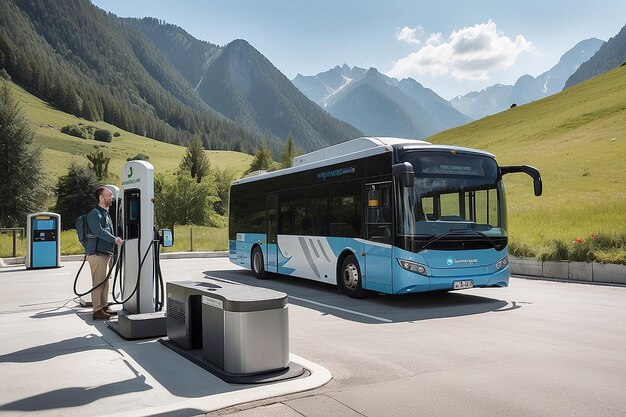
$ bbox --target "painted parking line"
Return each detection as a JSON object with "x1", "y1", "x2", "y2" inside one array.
[{"x1": 289, "y1": 295, "x2": 392, "y2": 323}]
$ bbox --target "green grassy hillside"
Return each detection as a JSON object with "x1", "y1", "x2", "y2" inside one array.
[
  {"x1": 6, "y1": 80, "x2": 253, "y2": 183},
  {"x1": 428, "y1": 66, "x2": 626, "y2": 262}
]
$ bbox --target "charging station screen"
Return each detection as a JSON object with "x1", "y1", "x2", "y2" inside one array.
[
  {"x1": 34, "y1": 219, "x2": 55, "y2": 230},
  {"x1": 129, "y1": 198, "x2": 139, "y2": 221},
  {"x1": 125, "y1": 190, "x2": 141, "y2": 239}
]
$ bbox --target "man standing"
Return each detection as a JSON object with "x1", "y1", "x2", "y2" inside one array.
[{"x1": 87, "y1": 186, "x2": 124, "y2": 320}]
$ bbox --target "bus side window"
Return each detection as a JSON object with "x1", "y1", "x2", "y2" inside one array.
[
  {"x1": 330, "y1": 180, "x2": 362, "y2": 237},
  {"x1": 366, "y1": 183, "x2": 392, "y2": 243}
]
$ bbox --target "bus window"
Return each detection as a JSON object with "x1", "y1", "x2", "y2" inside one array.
[
  {"x1": 440, "y1": 193, "x2": 461, "y2": 221},
  {"x1": 279, "y1": 186, "x2": 328, "y2": 236},
  {"x1": 366, "y1": 182, "x2": 392, "y2": 243},
  {"x1": 330, "y1": 180, "x2": 362, "y2": 237}
]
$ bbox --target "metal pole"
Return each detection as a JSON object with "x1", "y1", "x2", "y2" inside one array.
[
  {"x1": 12, "y1": 229, "x2": 16, "y2": 258},
  {"x1": 190, "y1": 226, "x2": 193, "y2": 252}
]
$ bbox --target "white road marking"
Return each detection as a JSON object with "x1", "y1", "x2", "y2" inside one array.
[{"x1": 289, "y1": 295, "x2": 392, "y2": 323}]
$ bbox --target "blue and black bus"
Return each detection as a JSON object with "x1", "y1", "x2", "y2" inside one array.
[{"x1": 229, "y1": 137, "x2": 541, "y2": 298}]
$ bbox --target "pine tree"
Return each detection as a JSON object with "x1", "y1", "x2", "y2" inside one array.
[
  {"x1": 179, "y1": 136, "x2": 210, "y2": 183},
  {"x1": 0, "y1": 82, "x2": 45, "y2": 227},
  {"x1": 246, "y1": 140, "x2": 276, "y2": 174},
  {"x1": 280, "y1": 132, "x2": 299, "y2": 168}
]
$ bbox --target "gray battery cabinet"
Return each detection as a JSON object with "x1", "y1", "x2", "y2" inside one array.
[{"x1": 160, "y1": 278, "x2": 305, "y2": 384}]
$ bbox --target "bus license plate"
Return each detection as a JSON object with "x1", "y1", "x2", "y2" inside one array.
[{"x1": 453, "y1": 280, "x2": 473, "y2": 290}]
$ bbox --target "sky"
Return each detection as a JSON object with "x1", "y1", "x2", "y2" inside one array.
[{"x1": 91, "y1": 0, "x2": 626, "y2": 100}]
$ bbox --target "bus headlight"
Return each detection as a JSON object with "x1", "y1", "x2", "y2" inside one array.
[
  {"x1": 397, "y1": 259, "x2": 429, "y2": 276},
  {"x1": 495, "y1": 255, "x2": 509, "y2": 271}
]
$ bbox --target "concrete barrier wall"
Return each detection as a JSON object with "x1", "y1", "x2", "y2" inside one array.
[{"x1": 510, "y1": 256, "x2": 626, "y2": 285}]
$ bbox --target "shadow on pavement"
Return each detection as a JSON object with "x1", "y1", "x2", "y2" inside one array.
[
  {"x1": 0, "y1": 360, "x2": 151, "y2": 412},
  {"x1": 198, "y1": 269, "x2": 518, "y2": 324}
]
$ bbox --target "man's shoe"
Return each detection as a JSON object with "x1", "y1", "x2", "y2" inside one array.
[
  {"x1": 92, "y1": 309, "x2": 111, "y2": 320},
  {"x1": 103, "y1": 306, "x2": 117, "y2": 316}
]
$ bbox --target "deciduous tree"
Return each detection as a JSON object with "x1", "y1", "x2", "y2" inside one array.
[{"x1": 54, "y1": 163, "x2": 99, "y2": 230}]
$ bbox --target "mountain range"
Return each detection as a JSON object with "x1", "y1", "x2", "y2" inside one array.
[
  {"x1": 565, "y1": 24, "x2": 626, "y2": 88},
  {"x1": 450, "y1": 38, "x2": 605, "y2": 119},
  {"x1": 293, "y1": 66, "x2": 470, "y2": 140},
  {"x1": 0, "y1": 0, "x2": 360, "y2": 155},
  {"x1": 1, "y1": 0, "x2": 624, "y2": 155}
]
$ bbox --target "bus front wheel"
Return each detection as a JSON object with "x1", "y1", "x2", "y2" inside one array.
[
  {"x1": 251, "y1": 247, "x2": 266, "y2": 279},
  {"x1": 340, "y1": 255, "x2": 366, "y2": 298}
]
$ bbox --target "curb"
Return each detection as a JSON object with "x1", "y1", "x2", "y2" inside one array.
[{"x1": 101, "y1": 354, "x2": 331, "y2": 417}]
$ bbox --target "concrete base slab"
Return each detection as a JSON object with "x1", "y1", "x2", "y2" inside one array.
[
  {"x1": 160, "y1": 338, "x2": 306, "y2": 384},
  {"x1": 106, "y1": 311, "x2": 167, "y2": 340}
]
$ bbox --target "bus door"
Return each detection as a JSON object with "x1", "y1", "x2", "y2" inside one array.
[
  {"x1": 265, "y1": 193, "x2": 279, "y2": 273},
  {"x1": 364, "y1": 182, "x2": 393, "y2": 290}
]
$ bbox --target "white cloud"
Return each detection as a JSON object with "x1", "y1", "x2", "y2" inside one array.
[
  {"x1": 396, "y1": 26, "x2": 424, "y2": 45},
  {"x1": 388, "y1": 20, "x2": 533, "y2": 81}
]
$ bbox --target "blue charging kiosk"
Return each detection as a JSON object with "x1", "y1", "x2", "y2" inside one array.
[{"x1": 26, "y1": 212, "x2": 61, "y2": 269}]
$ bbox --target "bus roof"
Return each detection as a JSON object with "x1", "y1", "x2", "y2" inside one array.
[{"x1": 233, "y1": 136, "x2": 494, "y2": 185}]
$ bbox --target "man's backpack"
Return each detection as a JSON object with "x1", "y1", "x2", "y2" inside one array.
[
  {"x1": 76, "y1": 212, "x2": 99, "y2": 251},
  {"x1": 76, "y1": 214, "x2": 89, "y2": 249}
]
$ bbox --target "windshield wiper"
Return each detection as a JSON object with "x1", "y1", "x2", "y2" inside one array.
[
  {"x1": 419, "y1": 228, "x2": 504, "y2": 251},
  {"x1": 469, "y1": 230, "x2": 502, "y2": 250},
  {"x1": 420, "y1": 229, "x2": 469, "y2": 251}
]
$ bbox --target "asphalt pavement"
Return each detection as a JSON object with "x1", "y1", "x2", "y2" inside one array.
[{"x1": 1, "y1": 257, "x2": 625, "y2": 417}]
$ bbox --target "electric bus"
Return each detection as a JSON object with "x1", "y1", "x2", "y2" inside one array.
[{"x1": 228, "y1": 137, "x2": 541, "y2": 298}]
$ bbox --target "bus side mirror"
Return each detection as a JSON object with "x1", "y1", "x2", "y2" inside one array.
[
  {"x1": 393, "y1": 162, "x2": 414, "y2": 188},
  {"x1": 160, "y1": 229, "x2": 173, "y2": 247},
  {"x1": 500, "y1": 165, "x2": 542, "y2": 196}
]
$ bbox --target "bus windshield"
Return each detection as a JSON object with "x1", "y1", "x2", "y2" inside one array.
[{"x1": 397, "y1": 151, "x2": 507, "y2": 252}]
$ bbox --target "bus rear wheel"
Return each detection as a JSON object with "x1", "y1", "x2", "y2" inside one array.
[
  {"x1": 251, "y1": 247, "x2": 266, "y2": 279},
  {"x1": 340, "y1": 255, "x2": 366, "y2": 298}
]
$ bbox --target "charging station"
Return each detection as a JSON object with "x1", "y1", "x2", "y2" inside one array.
[
  {"x1": 105, "y1": 160, "x2": 169, "y2": 340},
  {"x1": 26, "y1": 212, "x2": 61, "y2": 269},
  {"x1": 120, "y1": 161, "x2": 155, "y2": 314}
]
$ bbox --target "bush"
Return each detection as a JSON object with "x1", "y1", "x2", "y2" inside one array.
[
  {"x1": 113, "y1": 131, "x2": 121, "y2": 137},
  {"x1": 61, "y1": 125, "x2": 87, "y2": 139},
  {"x1": 94, "y1": 129, "x2": 112, "y2": 143},
  {"x1": 517, "y1": 233, "x2": 626, "y2": 265},
  {"x1": 154, "y1": 173, "x2": 219, "y2": 228},
  {"x1": 127, "y1": 153, "x2": 150, "y2": 161}
]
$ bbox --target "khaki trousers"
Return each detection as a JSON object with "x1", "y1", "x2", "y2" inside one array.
[{"x1": 87, "y1": 253, "x2": 113, "y2": 312}]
